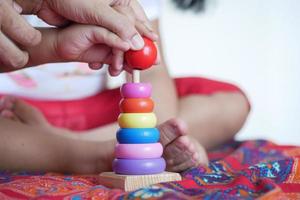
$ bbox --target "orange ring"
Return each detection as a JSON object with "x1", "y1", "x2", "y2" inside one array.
[{"x1": 120, "y1": 98, "x2": 154, "y2": 113}]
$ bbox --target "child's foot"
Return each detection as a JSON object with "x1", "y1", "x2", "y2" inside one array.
[
  {"x1": 0, "y1": 96, "x2": 17, "y2": 120},
  {"x1": 158, "y1": 119, "x2": 209, "y2": 172},
  {"x1": 0, "y1": 96, "x2": 49, "y2": 127}
]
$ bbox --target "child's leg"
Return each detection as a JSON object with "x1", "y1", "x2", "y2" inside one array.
[
  {"x1": 0, "y1": 117, "x2": 114, "y2": 173},
  {"x1": 175, "y1": 77, "x2": 250, "y2": 150},
  {"x1": 178, "y1": 93, "x2": 248, "y2": 150}
]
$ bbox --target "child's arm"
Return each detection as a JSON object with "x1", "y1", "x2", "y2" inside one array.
[
  {"x1": 24, "y1": 25, "x2": 130, "y2": 67},
  {"x1": 179, "y1": 92, "x2": 249, "y2": 150}
]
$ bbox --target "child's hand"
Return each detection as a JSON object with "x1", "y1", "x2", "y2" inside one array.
[{"x1": 55, "y1": 24, "x2": 131, "y2": 74}]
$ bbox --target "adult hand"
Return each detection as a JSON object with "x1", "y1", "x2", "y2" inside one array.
[
  {"x1": 15, "y1": 0, "x2": 158, "y2": 76},
  {"x1": 0, "y1": 0, "x2": 41, "y2": 72},
  {"x1": 17, "y1": 0, "x2": 148, "y2": 50}
]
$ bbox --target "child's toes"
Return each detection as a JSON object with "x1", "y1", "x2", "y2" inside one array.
[
  {"x1": 168, "y1": 151, "x2": 207, "y2": 172},
  {"x1": 164, "y1": 135, "x2": 209, "y2": 172},
  {"x1": 192, "y1": 141, "x2": 209, "y2": 166},
  {"x1": 0, "y1": 96, "x2": 15, "y2": 111},
  {"x1": 168, "y1": 156, "x2": 198, "y2": 172},
  {"x1": 164, "y1": 140, "x2": 184, "y2": 160},
  {"x1": 0, "y1": 109, "x2": 21, "y2": 122},
  {"x1": 177, "y1": 135, "x2": 194, "y2": 151},
  {"x1": 166, "y1": 148, "x2": 193, "y2": 167},
  {"x1": 164, "y1": 136, "x2": 195, "y2": 170},
  {"x1": 163, "y1": 135, "x2": 191, "y2": 162},
  {"x1": 158, "y1": 118, "x2": 187, "y2": 147},
  {"x1": 178, "y1": 135, "x2": 209, "y2": 166}
]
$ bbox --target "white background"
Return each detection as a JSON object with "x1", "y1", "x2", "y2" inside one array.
[{"x1": 160, "y1": 0, "x2": 300, "y2": 145}]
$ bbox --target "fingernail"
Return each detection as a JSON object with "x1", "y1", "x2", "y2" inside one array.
[
  {"x1": 89, "y1": 63, "x2": 102, "y2": 70},
  {"x1": 100, "y1": 63, "x2": 105, "y2": 69},
  {"x1": 130, "y1": 34, "x2": 144, "y2": 50},
  {"x1": 13, "y1": 2, "x2": 23, "y2": 13}
]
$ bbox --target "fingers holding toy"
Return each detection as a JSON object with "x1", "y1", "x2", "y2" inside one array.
[
  {"x1": 110, "y1": 49, "x2": 125, "y2": 76},
  {"x1": 90, "y1": 35, "x2": 160, "y2": 76},
  {"x1": 130, "y1": 0, "x2": 158, "y2": 41},
  {"x1": 124, "y1": 36, "x2": 159, "y2": 71},
  {"x1": 55, "y1": 24, "x2": 130, "y2": 63}
]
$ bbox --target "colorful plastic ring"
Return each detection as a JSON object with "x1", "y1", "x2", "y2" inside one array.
[
  {"x1": 113, "y1": 158, "x2": 166, "y2": 175},
  {"x1": 116, "y1": 128, "x2": 160, "y2": 144},
  {"x1": 121, "y1": 83, "x2": 152, "y2": 98},
  {"x1": 118, "y1": 113, "x2": 156, "y2": 128},
  {"x1": 120, "y1": 98, "x2": 154, "y2": 113},
  {"x1": 115, "y1": 143, "x2": 163, "y2": 159}
]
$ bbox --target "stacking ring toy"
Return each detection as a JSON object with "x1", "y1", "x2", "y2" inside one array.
[
  {"x1": 115, "y1": 143, "x2": 163, "y2": 159},
  {"x1": 113, "y1": 158, "x2": 166, "y2": 175},
  {"x1": 118, "y1": 113, "x2": 157, "y2": 128},
  {"x1": 116, "y1": 128, "x2": 159, "y2": 144},
  {"x1": 120, "y1": 98, "x2": 154, "y2": 113},
  {"x1": 121, "y1": 83, "x2": 152, "y2": 98}
]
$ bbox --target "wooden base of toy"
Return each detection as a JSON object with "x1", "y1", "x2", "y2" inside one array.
[{"x1": 99, "y1": 171, "x2": 181, "y2": 191}]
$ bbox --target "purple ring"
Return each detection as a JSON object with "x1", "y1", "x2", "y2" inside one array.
[
  {"x1": 121, "y1": 83, "x2": 152, "y2": 98},
  {"x1": 113, "y1": 158, "x2": 166, "y2": 175}
]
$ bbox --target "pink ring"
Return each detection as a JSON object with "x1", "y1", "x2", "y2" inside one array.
[
  {"x1": 115, "y1": 143, "x2": 163, "y2": 159},
  {"x1": 121, "y1": 83, "x2": 152, "y2": 98}
]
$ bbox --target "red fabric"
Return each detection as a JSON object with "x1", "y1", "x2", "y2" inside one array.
[
  {"x1": 1, "y1": 140, "x2": 300, "y2": 199},
  {"x1": 19, "y1": 77, "x2": 246, "y2": 131}
]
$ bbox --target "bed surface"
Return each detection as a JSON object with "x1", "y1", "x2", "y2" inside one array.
[{"x1": 1, "y1": 140, "x2": 299, "y2": 199}]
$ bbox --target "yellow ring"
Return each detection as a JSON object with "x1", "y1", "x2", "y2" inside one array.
[{"x1": 118, "y1": 113, "x2": 157, "y2": 128}]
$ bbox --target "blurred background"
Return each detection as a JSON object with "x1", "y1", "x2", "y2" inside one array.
[{"x1": 159, "y1": 0, "x2": 300, "y2": 145}]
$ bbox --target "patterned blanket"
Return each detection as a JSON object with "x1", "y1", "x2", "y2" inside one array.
[{"x1": 0, "y1": 140, "x2": 299, "y2": 199}]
